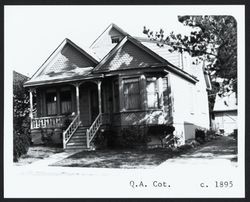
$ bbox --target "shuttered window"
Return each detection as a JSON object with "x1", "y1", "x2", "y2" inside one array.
[
  {"x1": 46, "y1": 92, "x2": 57, "y2": 116},
  {"x1": 124, "y1": 78, "x2": 140, "y2": 110},
  {"x1": 146, "y1": 77, "x2": 159, "y2": 109},
  {"x1": 60, "y1": 90, "x2": 72, "y2": 114}
]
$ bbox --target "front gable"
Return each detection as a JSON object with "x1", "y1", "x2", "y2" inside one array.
[
  {"x1": 94, "y1": 39, "x2": 165, "y2": 72},
  {"x1": 24, "y1": 39, "x2": 98, "y2": 87},
  {"x1": 89, "y1": 23, "x2": 128, "y2": 60}
]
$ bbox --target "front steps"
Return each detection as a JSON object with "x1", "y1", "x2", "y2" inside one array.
[{"x1": 65, "y1": 126, "x2": 88, "y2": 150}]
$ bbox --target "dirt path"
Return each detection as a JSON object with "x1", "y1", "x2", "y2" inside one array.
[{"x1": 158, "y1": 136, "x2": 237, "y2": 167}]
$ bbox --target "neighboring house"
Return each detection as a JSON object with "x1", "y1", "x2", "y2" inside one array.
[
  {"x1": 24, "y1": 23, "x2": 211, "y2": 149},
  {"x1": 212, "y1": 91, "x2": 237, "y2": 134},
  {"x1": 13, "y1": 70, "x2": 29, "y2": 84}
]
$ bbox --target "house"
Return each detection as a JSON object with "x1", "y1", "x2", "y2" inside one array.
[
  {"x1": 212, "y1": 90, "x2": 237, "y2": 135},
  {"x1": 24, "y1": 23, "x2": 211, "y2": 149}
]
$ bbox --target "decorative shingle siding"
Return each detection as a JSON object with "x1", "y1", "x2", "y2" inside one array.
[
  {"x1": 31, "y1": 43, "x2": 95, "y2": 83},
  {"x1": 100, "y1": 41, "x2": 162, "y2": 71},
  {"x1": 39, "y1": 44, "x2": 95, "y2": 76}
]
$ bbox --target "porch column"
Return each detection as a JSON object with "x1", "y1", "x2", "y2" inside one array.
[
  {"x1": 74, "y1": 83, "x2": 80, "y2": 116},
  {"x1": 98, "y1": 80, "x2": 102, "y2": 114},
  {"x1": 29, "y1": 88, "x2": 34, "y2": 119}
]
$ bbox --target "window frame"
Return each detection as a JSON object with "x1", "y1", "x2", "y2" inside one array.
[
  {"x1": 45, "y1": 91, "x2": 57, "y2": 116},
  {"x1": 111, "y1": 36, "x2": 121, "y2": 44},
  {"x1": 146, "y1": 77, "x2": 160, "y2": 109},
  {"x1": 123, "y1": 77, "x2": 141, "y2": 110},
  {"x1": 60, "y1": 89, "x2": 72, "y2": 115}
]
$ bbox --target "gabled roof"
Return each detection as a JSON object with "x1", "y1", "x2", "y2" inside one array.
[
  {"x1": 93, "y1": 36, "x2": 166, "y2": 72},
  {"x1": 89, "y1": 23, "x2": 129, "y2": 49},
  {"x1": 213, "y1": 92, "x2": 237, "y2": 112},
  {"x1": 93, "y1": 35, "x2": 198, "y2": 83},
  {"x1": 24, "y1": 38, "x2": 100, "y2": 87},
  {"x1": 134, "y1": 36, "x2": 182, "y2": 68}
]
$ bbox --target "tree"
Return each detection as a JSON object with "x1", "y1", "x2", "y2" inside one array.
[
  {"x1": 13, "y1": 71, "x2": 31, "y2": 162},
  {"x1": 143, "y1": 16, "x2": 237, "y2": 93}
]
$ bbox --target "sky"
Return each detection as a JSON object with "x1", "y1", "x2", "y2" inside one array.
[
  {"x1": 4, "y1": 5, "x2": 197, "y2": 77},
  {"x1": 4, "y1": 5, "x2": 242, "y2": 77}
]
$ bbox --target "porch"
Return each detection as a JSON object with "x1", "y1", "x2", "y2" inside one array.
[{"x1": 29, "y1": 79, "x2": 109, "y2": 149}]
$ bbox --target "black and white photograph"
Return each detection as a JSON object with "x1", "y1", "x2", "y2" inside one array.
[{"x1": 4, "y1": 5, "x2": 245, "y2": 198}]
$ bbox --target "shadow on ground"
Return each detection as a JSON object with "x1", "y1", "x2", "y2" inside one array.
[
  {"x1": 51, "y1": 149, "x2": 174, "y2": 169},
  {"x1": 177, "y1": 136, "x2": 237, "y2": 162},
  {"x1": 51, "y1": 136, "x2": 237, "y2": 169}
]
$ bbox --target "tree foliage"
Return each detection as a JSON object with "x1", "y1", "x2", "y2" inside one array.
[
  {"x1": 143, "y1": 15, "x2": 237, "y2": 92},
  {"x1": 13, "y1": 71, "x2": 31, "y2": 162}
]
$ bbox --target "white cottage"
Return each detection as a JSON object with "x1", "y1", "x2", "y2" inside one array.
[{"x1": 24, "y1": 23, "x2": 211, "y2": 149}]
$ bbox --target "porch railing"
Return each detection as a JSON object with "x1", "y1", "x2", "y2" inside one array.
[
  {"x1": 63, "y1": 114, "x2": 81, "y2": 149},
  {"x1": 31, "y1": 115, "x2": 65, "y2": 129},
  {"x1": 86, "y1": 113, "x2": 102, "y2": 148}
]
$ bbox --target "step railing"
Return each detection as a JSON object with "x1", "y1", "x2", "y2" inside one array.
[
  {"x1": 86, "y1": 113, "x2": 102, "y2": 148},
  {"x1": 63, "y1": 114, "x2": 81, "y2": 149}
]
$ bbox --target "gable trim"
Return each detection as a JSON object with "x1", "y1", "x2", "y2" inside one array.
[
  {"x1": 93, "y1": 35, "x2": 198, "y2": 83},
  {"x1": 93, "y1": 36, "x2": 167, "y2": 72},
  {"x1": 25, "y1": 38, "x2": 99, "y2": 85},
  {"x1": 89, "y1": 23, "x2": 129, "y2": 49}
]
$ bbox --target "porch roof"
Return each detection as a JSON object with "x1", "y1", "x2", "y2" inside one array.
[{"x1": 24, "y1": 67, "x2": 104, "y2": 87}]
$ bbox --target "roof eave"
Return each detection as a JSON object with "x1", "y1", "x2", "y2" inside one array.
[{"x1": 24, "y1": 74, "x2": 104, "y2": 88}]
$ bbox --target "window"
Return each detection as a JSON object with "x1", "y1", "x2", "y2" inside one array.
[
  {"x1": 46, "y1": 92, "x2": 57, "y2": 115},
  {"x1": 111, "y1": 36, "x2": 121, "y2": 44},
  {"x1": 60, "y1": 90, "x2": 72, "y2": 114},
  {"x1": 146, "y1": 77, "x2": 159, "y2": 109},
  {"x1": 124, "y1": 78, "x2": 140, "y2": 110}
]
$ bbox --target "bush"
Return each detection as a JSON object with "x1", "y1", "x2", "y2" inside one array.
[
  {"x1": 206, "y1": 129, "x2": 217, "y2": 140},
  {"x1": 41, "y1": 129, "x2": 54, "y2": 145},
  {"x1": 195, "y1": 129, "x2": 206, "y2": 143},
  {"x1": 13, "y1": 116, "x2": 31, "y2": 162},
  {"x1": 13, "y1": 71, "x2": 31, "y2": 162},
  {"x1": 62, "y1": 113, "x2": 73, "y2": 131},
  {"x1": 120, "y1": 126, "x2": 149, "y2": 148},
  {"x1": 229, "y1": 129, "x2": 237, "y2": 140},
  {"x1": 147, "y1": 125, "x2": 176, "y2": 147}
]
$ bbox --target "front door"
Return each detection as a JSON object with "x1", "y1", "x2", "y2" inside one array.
[{"x1": 90, "y1": 88, "x2": 99, "y2": 122}]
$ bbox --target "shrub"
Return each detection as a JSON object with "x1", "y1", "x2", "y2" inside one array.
[
  {"x1": 41, "y1": 129, "x2": 54, "y2": 145},
  {"x1": 206, "y1": 129, "x2": 217, "y2": 140},
  {"x1": 92, "y1": 130, "x2": 110, "y2": 149},
  {"x1": 62, "y1": 113, "x2": 72, "y2": 131},
  {"x1": 147, "y1": 125, "x2": 175, "y2": 147},
  {"x1": 13, "y1": 71, "x2": 31, "y2": 162},
  {"x1": 13, "y1": 116, "x2": 31, "y2": 162},
  {"x1": 230, "y1": 129, "x2": 237, "y2": 140},
  {"x1": 195, "y1": 129, "x2": 206, "y2": 143},
  {"x1": 120, "y1": 126, "x2": 148, "y2": 148}
]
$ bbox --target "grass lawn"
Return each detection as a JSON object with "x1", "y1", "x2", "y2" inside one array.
[
  {"x1": 51, "y1": 148, "x2": 176, "y2": 169},
  {"x1": 14, "y1": 145, "x2": 64, "y2": 166}
]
